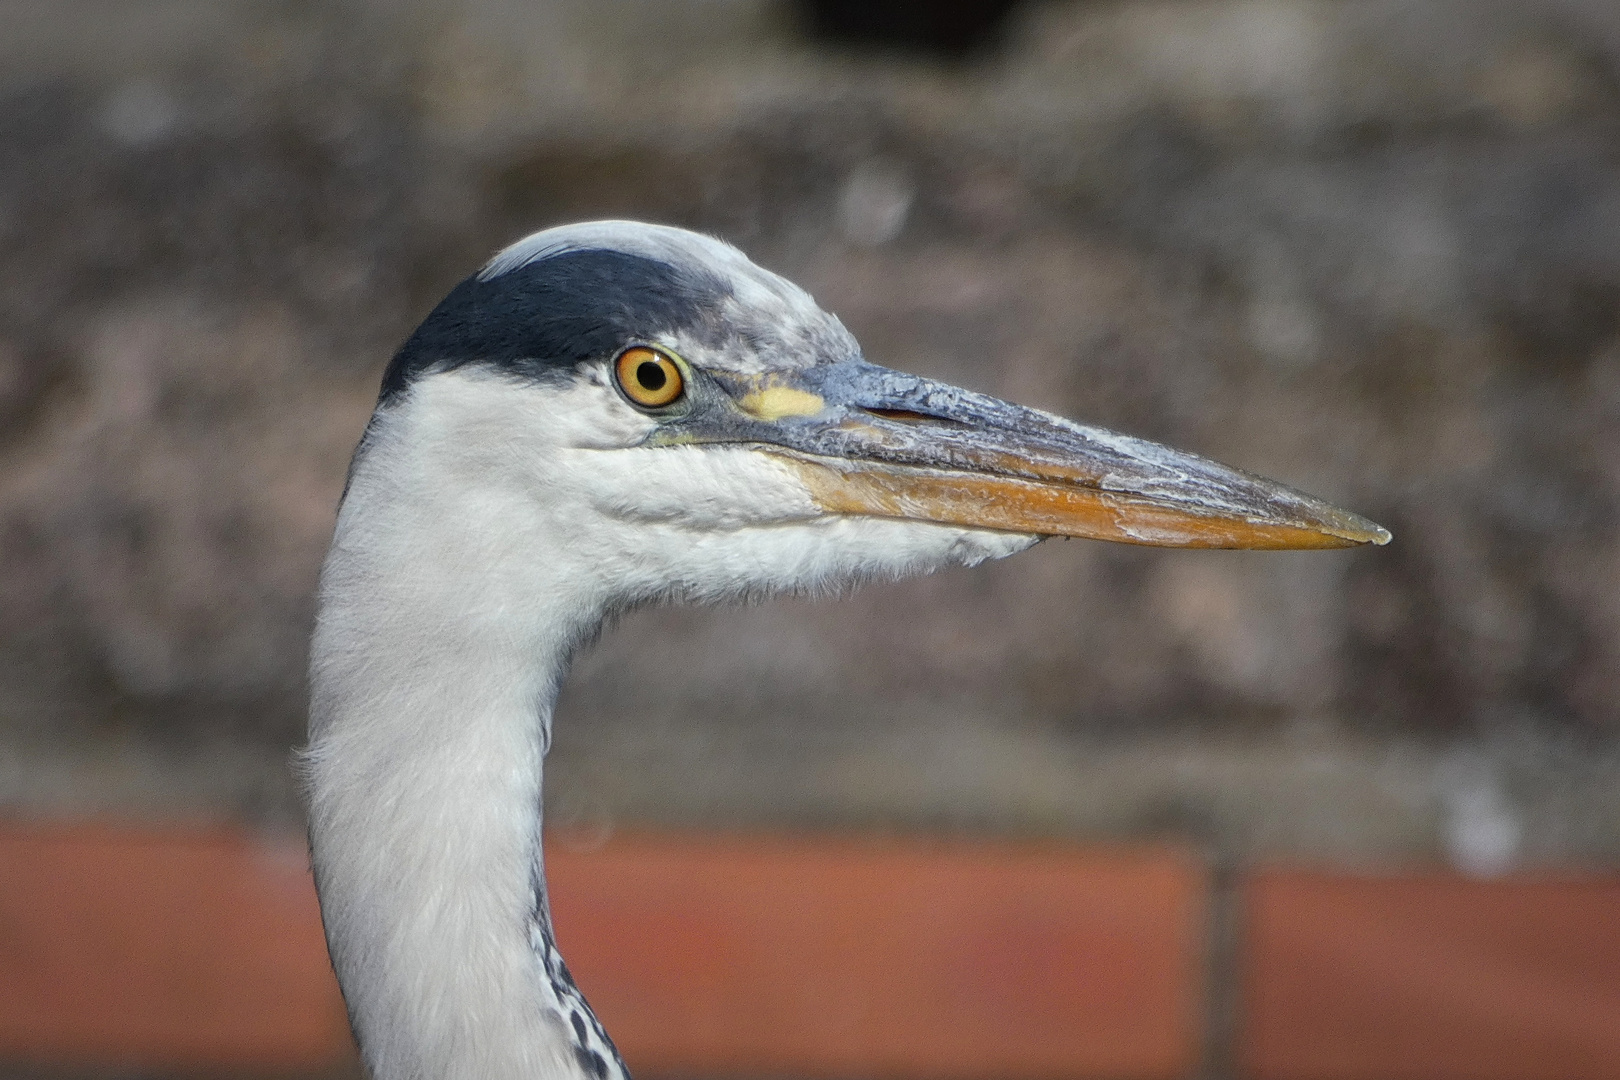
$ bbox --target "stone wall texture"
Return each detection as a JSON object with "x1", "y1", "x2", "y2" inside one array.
[{"x1": 3, "y1": 0, "x2": 1619, "y2": 869}]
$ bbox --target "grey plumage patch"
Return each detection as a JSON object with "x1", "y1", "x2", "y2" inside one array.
[{"x1": 479, "y1": 220, "x2": 746, "y2": 283}]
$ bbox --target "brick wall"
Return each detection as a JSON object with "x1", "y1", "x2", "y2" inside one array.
[{"x1": 3, "y1": 823, "x2": 1617, "y2": 1079}]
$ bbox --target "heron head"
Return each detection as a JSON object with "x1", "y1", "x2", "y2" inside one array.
[{"x1": 357, "y1": 221, "x2": 1387, "y2": 607}]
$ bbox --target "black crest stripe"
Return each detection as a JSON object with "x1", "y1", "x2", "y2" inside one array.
[{"x1": 379, "y1": 249, "x2": 729, "y2": 403}]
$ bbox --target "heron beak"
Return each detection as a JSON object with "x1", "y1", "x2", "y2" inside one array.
[{"x1": 722, "y1": 363, "x2": 1390, "y2": 550}]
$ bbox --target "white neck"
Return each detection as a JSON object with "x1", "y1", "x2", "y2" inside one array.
[
  {"x1": 302, "y1": 369, "x2": 1037, "y2": 1080},
  {"x1": 305, "y1": 421, "x2": 625, "y2": 1080}
]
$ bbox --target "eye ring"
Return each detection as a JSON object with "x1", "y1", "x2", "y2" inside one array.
[{"x1": 614, "y1": 346, "x2": 686, "y2": 409}]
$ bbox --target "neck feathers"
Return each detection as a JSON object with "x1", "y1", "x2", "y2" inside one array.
[{"x1": 305, "y1": 425, "x2": 628, "y2": 1080}]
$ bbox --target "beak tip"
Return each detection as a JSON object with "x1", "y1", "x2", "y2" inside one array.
[{"x1": 1333, "y1": 512, "x2": 1392, "y2": 548}]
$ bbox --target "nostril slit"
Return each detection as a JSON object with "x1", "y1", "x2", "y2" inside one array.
[{"x1": 864, "y1": 407, "x2": 945, "y2": 423}]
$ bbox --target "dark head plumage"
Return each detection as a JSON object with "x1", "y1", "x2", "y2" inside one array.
[{"x1": 380, "y1": 249, "x2": 730, "y2": 404}]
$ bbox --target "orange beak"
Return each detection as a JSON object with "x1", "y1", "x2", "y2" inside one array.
[{"x1": 778, "y1": 450, "x2": 1386, "y2": 549}]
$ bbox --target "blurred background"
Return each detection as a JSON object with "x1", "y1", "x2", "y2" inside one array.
[{"x1": 1, "y1": 1, "x2": 1618, "y2": 1078}]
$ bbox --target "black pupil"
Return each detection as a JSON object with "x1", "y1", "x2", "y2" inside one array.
[{"x1": 636, "y1": 360, "x2": 667, "y2": 392}]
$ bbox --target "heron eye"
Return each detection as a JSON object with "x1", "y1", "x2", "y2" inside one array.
[{"x1": 614, "y1": 346, "x2": 685, "y2": 408}]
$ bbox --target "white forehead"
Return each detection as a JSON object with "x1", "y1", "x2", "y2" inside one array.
[
  {"x1": 479, "y1": 220, "x2": 754, "y2": 279},
  {"x1": 479, "y1": 220, "x2": 824, "y2": 329}
]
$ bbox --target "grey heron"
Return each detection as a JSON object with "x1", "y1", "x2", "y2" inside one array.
[{"x1": 305, "y1": 220, "x2": 1388, "y2": 1080}]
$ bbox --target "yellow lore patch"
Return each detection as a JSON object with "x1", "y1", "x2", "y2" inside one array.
[{"x1": 739, "y1": 386, "x2": 825, "y2": 420}]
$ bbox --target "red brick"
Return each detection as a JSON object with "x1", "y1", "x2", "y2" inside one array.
[
  {"x1": 549, "y1": 833, "x2": 1206, "y2": 1079},
  {"x1": 0, "y1": 821, "x2": 351, "y2": 1068},
  {"x1": 1242, "y1": 869, "x2": 1620, "y2": 1080},
  {"x1": 0, "y1": 823, "x2": 1205, "y2": 1078}
]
